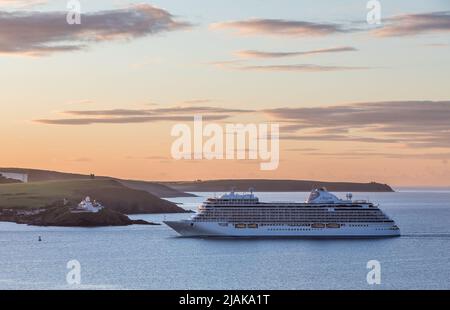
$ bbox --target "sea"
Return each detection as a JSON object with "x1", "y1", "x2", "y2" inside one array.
[{"x1": 0, "y1": 190, "x2": 449, "y2": 290}]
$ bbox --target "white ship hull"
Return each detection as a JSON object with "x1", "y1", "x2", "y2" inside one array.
[{"x1": 164, "y1": 220, "x2": 400, "y2": 238}]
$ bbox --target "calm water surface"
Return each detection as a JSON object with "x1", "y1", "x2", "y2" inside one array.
[{"x1": 0, "y1": 191, "x2": 449, "y2": 289}]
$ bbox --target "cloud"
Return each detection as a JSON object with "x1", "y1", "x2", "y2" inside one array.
[
  {"x1": 265, "y1": 101, "x2": 450, "y2": 130},
  {"x1": 0, "y1": 0, "x2": 46, "y2": 8},
  {"x1": 235, "y1": 47, "x2": 357, "y2": 59},
  {"x1": 0, "y1": 4, "x2": 191, "y2": 56},
  {"x1": 151, "y1": 106, "x2": 253, "y2": 114},
  {"x1": 64, "y1": 109, "x2": 154, "y2": 116},
  {"x1": 236, "y1": 64, "x2": 369, "y2": 72},
  {"x1": 34, "y1": 105, "x2": 253, "y2": 125},
  {"x1": 63, "y1": 106, "x2": 253, "y2": 116},
  {"x1": 290, "y1": 150, "x2": 450, "y2": 160},
  {"x1": 211, "y1": 18, "x2": 351, "y2": 37},
  {"x1": 35, "y1": 100, "x2": 450, "y2": 150},
  {"x1": 211, "y1": 51, "x2": 367, "y2": 72},
  {"x1": 211, "y1": 12, "x2": 450, "y2": 39},
  {"x1": 281, "y1": 134, "x2": 398, "y2": 144},
  {"x1": 281, "y1": 124, "x2": 351, "y2": 135},
  {"x1": 212, "y1": 47, "x2": 363, "y2": 73},
  {"x1": 265, "y1": 101, "x2": 450, "y2": 148},
  {"x1": 209, "y1": 60, "x2": 373, "y2": 72},
  {"x1": 35, "y1": 115, "x2": 231, "y2": 125},
  {"x1": 373, "y1": 11, "x2": 450, "y2": 37}
]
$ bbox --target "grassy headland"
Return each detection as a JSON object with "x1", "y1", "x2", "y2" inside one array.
[
  {"x1": 0, "y1": 179, "x2": 186, "y2": 227},
  {"x1": 0, "y1": 179, "x2": 184, "y2": 213},
  {"x1": 0, "y1": 168, "x2": 195, "y2": 198}
]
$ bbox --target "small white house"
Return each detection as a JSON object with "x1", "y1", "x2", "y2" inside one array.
[
  {"x1": 73, "y1": 197, "x2": 104, "y2": 213},
  {"x1": 0, "y1": 172, "x2": 28, "y2": 183}
]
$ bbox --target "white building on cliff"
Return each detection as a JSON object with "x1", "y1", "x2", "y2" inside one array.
[
  {"x1": 0, "y1": 172, "x2": 28, "y2": 183},
  {"x1": 72, "y1": 197, "x2": 104, "y2": 213}
]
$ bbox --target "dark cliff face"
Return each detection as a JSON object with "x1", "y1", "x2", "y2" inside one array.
[
  {"x1": 75, "y1": 185, "x2": 185, "y2": 214},
  {"x1": 0, "y1": 176, "x2": 21, "y2": 184},
  {"x1": 29, "y1": 206, "x2": 132, "y2": 227},
  {"x1": 117, "y1": 180, "x2": 196, "y2": 198},
  {"x1": 0, "y1": 206, "x2": 158, "y2": 227},
  {"x1": 164, "y1": 180, "x2": 394, "y2": 192}
]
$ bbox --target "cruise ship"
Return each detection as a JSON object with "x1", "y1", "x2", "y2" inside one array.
[{"x1": 164, "y1": 188, "x2": 400, "y2": 238}]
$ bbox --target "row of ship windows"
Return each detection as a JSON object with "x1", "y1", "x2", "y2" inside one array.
[
  {"x1": 196, "y1": 218, "x2": 389, "y2": 221},
  {"x1": 202, "y1": 205, "x2": 372, "y2": 208},
  {"x1": 205, "y1": 203, "x2": 369, "y2": 206},
  {"x1": 207, "y1": 199, "x2": 258, "y2": 202},
  {"x1": 257, "y1": 224, "x2": 389, "y2": 227},
  {"x1": 265, "y1": 227, "x2": 395, "y2": 231},
  {"x1": 195, "y1": 217, "x2": 390, "y2": 220},
  {"x1": 207, "y1": 212, "x2": 376, "y2": 215},
  {"x1": 198, "y1": 211, "x2": 383, "y2": 213},
  {"x1": 268, "y1": 228, "x2": 313, "y2": 231},
  {"x1": 195, "y1": 216, "x2": 387, "y2": 221},
  {"x1": 197, "y1": 212, "x2": 385, "y2": 217},
  {"x1": 199, "y1": 211, "x2": 383, "y2": 213},
  {"x1": 224, "y1": 212, "x2": 376, "y2": 214},
  {"x1": 228, "y1": 223, "x2": 394, "y2": 228},
  {"x1": 235, "y1": 224, "x2": 371, "y2": 227},
  {"x1": 200, "y1": 214, "x2": 383, "y2": 217},
  {"x1": 198, "y1": 211, "x2": 383, "y2": 216},
  {"x1": 196, "y1": 219, "x2": 390, "y2": 222},
  {"x1": 260, "y1": 224, "x2": 312, "y2": 227},
  {"x1": 233, "y1": 224, "x2": 342, "y2": 229},
  {"x1": 198, "y1": 211, "x2": 383, "y2": 215},
  {"x1": 200, "y1": 205, "x2": 372, "y2": 210}
]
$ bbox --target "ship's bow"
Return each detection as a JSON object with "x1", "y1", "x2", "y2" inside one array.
[{"x1": 163, "y1": 220, "x2": 200, "y2": 237}]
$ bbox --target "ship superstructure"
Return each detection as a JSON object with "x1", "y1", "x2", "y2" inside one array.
[{"x1": 164, "y1": 188, "x2": 400, "y2": 237}]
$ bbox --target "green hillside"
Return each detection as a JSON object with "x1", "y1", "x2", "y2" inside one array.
[
  {"x1": 0, "y1": 179, "x2": 185, "y2": 214},
  {"x1": 0, "y1": 168, "x2": 194, "y2": 198}
]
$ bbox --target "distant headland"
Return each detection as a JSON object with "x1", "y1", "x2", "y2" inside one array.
[{"x1": 163, "y1": 179, "x2": 394, "y2": 193}]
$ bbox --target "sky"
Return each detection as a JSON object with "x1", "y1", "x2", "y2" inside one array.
[{"x1": 0, "y1": 0, "x2": 450, "y2": 186}]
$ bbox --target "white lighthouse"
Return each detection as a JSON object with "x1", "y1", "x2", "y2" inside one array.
[{"x1": 74, "y1": 197, "x2": 104, "y2": 213}]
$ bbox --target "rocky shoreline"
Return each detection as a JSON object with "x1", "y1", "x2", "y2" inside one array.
[{"x1": 0, "y1": 206, "x2": 160, "y2": 227}]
